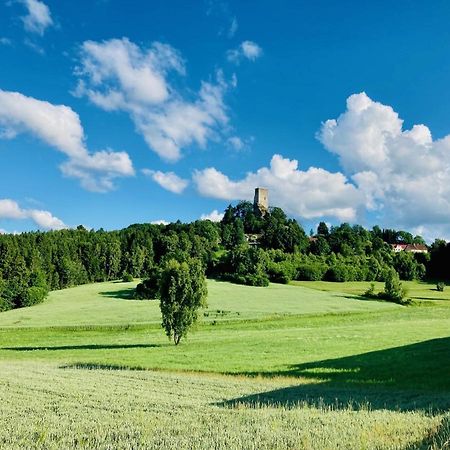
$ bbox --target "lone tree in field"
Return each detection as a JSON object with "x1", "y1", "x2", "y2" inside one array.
[
  {"x1": 159, "y1": 258, "x2": 207, "y2": 345},
  {"x1": 383, "y1": 268, "x2": 407, "y2": 303}
]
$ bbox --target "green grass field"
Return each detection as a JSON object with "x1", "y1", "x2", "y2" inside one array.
[{"x1": 0, "y1": 280, "x2": 449, "y2": 449}]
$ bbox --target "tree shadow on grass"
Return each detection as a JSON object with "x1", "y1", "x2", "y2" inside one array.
[
  {"x1": 220, "y1": 337, "x2": 450, "y2": 412},
  {"x1": 336, "y1": 293, "x2": 392, "y2": 304},
  {"x1": 99, "y1": 288, "x2": 136, "y2": 300},
  {"x1": 2, "y1": 343, "x2": 161, "y2": 351}
]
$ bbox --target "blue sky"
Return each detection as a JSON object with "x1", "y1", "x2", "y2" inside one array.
[{"x1": 1, "y1": 0, "x2": 450, "y2": 240}]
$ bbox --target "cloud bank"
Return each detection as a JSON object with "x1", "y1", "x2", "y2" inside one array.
[
  {"x1": 318, "y1": 92, "x2": 450, "y2": 233},
  {"x1": 194, "y1": 154, "x2": 363, "y2": 221},
  {"x1": 194, "y1": 92, "x2": 450, "y2": 237}
]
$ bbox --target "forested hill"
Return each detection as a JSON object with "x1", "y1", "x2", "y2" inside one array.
[{"x1": 0, "y1": 201, "x2": 449, "y2": 312}]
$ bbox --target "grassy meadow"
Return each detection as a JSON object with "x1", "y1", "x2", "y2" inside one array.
[{"x1": 0, "y1": 279, "x2": 449, "y2": 449}]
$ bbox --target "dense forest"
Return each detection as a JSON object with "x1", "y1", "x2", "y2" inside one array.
[{"x1": 0, "y1": 200, "x2": 449, "y2": 311}]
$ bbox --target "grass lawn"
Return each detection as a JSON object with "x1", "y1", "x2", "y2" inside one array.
[
  {"x1": 0, "y1": 279, "x2": 400, "y2": 328},
  {"x1": 0, "y1": 279, "x2": 449, "y2": 449},
  {"x1": 292, "y1": 279, "x2": 450, "y2": 304}
]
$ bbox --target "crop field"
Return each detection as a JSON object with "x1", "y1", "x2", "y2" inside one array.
[{"x1": 0, "y1": 280, "x2": 449, "y2": 449}]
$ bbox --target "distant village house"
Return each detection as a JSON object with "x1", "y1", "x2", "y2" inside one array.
[{"x1": 391, "y1": 243, "x2": 428, "y2": 254}]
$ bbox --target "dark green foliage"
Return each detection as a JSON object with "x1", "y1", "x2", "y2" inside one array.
[
  {"x1": 380, "y1": 269, "x2": 408, "y2": 304},
  {"x1": 122, "y1": 272, "x2": 133, "y2": 282},
  {"x1": 393, "y1": 251, "x2": 425, "y2": 281},
  {"x1": 317, "y1": 221, "x2": 329, "y2": 236},
  {"x1": 135, "y1": 268, "x2": 160, "y2": 300},
  {"x1": 324, "y1": 264, "x2": 350, "y2": 282},
  {"x1": 224, "y1": 245, "x2": 269, "y2": 287},
  {"x1": 309, "y1": 236, "x2": 330, "y2": 256},
  {"x1": 267, "y1": 260, "x2": 296, "y2": 284},
  {"x1": 21, "y1": 286, "x2": 47, "y2": 307},
  {"x1": 437, "y1": 282, "x2": 445, "y2": 292},
  {"x1": 0, "y1": 200, "x2": 443, "y2": 310},
  {"x1": 296, "y1": 263, "x2": 327, "y2": 281},
  {"x1": 363, "y1": 283, "x2": 376, "y2": 298},
  {"x1": 260, "y1": 207, "x2": 309, "y2": 253},
  {"x1": 159, "y1": 258, "x2": 207, "y2": 345}
]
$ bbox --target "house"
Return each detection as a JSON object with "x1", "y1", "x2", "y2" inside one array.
[{"x1": 391, "y1": 243, "x2": 428, "y2": 254}]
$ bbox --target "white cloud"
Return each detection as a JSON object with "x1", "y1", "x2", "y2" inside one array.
[
  {"x1": 228, "y1": 17, "x2": 238, "y2": 38},
  {"x1": 0, "y1": 199, "x2": 26, "y2": 219},
  {"x1": 0, "y1": 38, "x2": 12, "y2": 46},
  {"x1": 27, "y1": 209, "x2": 66, "y2": 230},
  {"x1": 0, "y1": 199, "x2": 66, "y2": 230},
  {"x1": 318, "y1": 92, "x2": 450, "y2": 231},
  {"x1": 227, "y1": 40, "x2": 263, "y2": 64},
  {"x1": 151, "y1": 219, "x2": 170, "y2": 225},
  {"x1": 20, "y1": 0, "x2": 53, "y2": 36},
  {"x1": 142, "y1": 169, "x2": 188, "y2": 194},
  {"x1": 0, "y1": 89, "x2": 134, "y2": 192},
  {"x1": 200, "y1": 209, "x2": 224, "y2": 222},
  {"x1": 75, "y1": 38, "x2": 231, "y2": 162},
  {"x1": 227, "y1": 136, "x2": 244, "y2": 151},
  {"x1": 194, "y1": 154, "x2": 363, "y2": 221}
]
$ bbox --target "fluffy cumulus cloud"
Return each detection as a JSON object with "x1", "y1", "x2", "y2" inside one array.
[
  {"x1": 194, "y1": 154, "x2": 363, "y2": 221},
  {"x1": 75, "y1": 38, "x2": 231, "y2": 162},
  {"x1": 20, "y1": 0, "x2": 53, "y2": 35},
  {"x1": 227, "y1": 41, "x2": 263, "y2": 64},
  {"x1": 142, "y1": 169, "x2": 188, "y2": 194},
  {"x1": 318, "y1": 92, "x2": 450, "y2": 232},
  {"x1": 0, "y1": 199, "x2": 66, "y2": 230},
  {"x1": 0, "y1": 89, "x2": 134, "y2": 192},
  {"x1": 200, "y1": 209, "x2": 224, "y2": 222}
]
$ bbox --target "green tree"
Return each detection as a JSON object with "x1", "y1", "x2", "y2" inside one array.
[
  {"x1": 382, "y1": 268, "x2": 407, "y2": 303},
  {"x1": 317, "y1": 221, "x2": 329, "y2": 236},
  {"x1": 159, "y1": 258, "x2": 207, "y2": 345}
]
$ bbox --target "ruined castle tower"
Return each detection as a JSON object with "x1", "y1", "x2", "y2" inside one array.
[{"x1": 253, "y1": 187, "x2": 269, "y2": 216}]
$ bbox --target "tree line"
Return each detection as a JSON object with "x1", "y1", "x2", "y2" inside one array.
[{"x1": 1, "y1": 200, "x2": 448, "y2": 312}]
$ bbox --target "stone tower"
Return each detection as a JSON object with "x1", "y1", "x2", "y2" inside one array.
[{"x1": 253, "y1": 187, "x2": 269, "y2": 216}]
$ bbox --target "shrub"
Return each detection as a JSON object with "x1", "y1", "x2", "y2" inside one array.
[
  {"x1": 437, "y1": 282, "x2": 445, "y2": 292},
  {"x1": 135, "y1": 268, "x2": 160, "y2": 300},
  {"x1": 0, "y1": 296, "x2": 13, "y2": 312},
  {"x1": 122, "y1": 272, "x2": 134, "y2": 282},
  {"x1": 21, "y1": 286, "x2": 47, "y2": 307},
  {"x1": 380, "y1": 269, "x2": 408, "y2": 304},
  {"x1": 295, "y1": 263, "x2": 327, "y2": 281},
  {"x1": 324, "y1": 265, "x2": 349, "y2": 282},
  {"x1": 267, "y1": 261, "x2": 295, "y2": 284},
  {"x1": 363, "y1": 283, "x2": 376, "y2": 298}
]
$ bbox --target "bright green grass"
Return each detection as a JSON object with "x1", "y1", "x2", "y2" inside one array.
[
  {"x1": 0, "y1": 279, "x2": 400, "y2": 328},
  {"x1": 292, "y1": 280, "x2": 450, "y2": 304},
  {"x1": 0, "y1": 361, "x2": 448, "y2": 450},
  {"x1": 0, "y1": 280, "x2": 449, "y2": 448}
]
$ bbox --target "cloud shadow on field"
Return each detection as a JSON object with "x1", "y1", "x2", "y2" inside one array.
[
  {"x1": 220, "y1": 337, "x2": 450, "y2": 412},
  {"x1": 2, "y1": 343, "x2": 161, "y2": 351}
]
